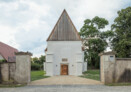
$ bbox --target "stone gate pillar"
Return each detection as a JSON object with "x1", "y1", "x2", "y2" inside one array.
[
  {"x1": 99, "y1": 51, "x2": 116, "y2": 84},
  {"x1": 14, "y1": 52, "x2": 32, "y2": 84}
]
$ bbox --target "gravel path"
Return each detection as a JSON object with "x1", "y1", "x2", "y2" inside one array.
[
  {"x1": 0, "y1": 85, "x2": 131, "y2": 92},
  {"x1": 0, "y1": 76, "x2": 131, "y2": 92},
  {"x1": 29, "y1": 76, "x2": 102, "y2": 85}
]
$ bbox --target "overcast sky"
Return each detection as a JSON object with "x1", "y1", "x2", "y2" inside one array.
[{"x1": 0, "y1": 0, "x2": 131, "y2": 57}]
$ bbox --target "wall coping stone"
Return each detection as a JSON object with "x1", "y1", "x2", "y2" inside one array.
[
  {"x1": 15, "y1": 52, "x2": 32, "y2": 56},
  {"x1": 99, "y1": 51, "x2": 116, "y2": 56},
  {"x1": 116, "y1": 58, "x2": 131, "y2": 60}
]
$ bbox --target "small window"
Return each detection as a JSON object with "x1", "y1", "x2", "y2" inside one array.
[
  {"x1": 62, "y1": 58, "x2": 68, "y2": 62},
  {"x1": 110, "y1": 56, "x2": 114, "y2": 61}
]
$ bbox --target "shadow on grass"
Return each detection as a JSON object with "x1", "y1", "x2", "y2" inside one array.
[{"x1": 80, "y1": 70, "x2": 100, "y2": 81}]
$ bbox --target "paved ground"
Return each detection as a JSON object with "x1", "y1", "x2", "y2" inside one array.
[
  {"x1": 0, "y1": 85, "x2": 131, "y2": 92},
  {"x1": 29, "y1": 76, "x2": 102, "y2": 85},
  {"x1": 0, "y1": 76, "x2": 131, "y2": 92}
]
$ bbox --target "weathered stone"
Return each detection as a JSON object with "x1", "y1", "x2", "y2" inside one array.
[
  {"x1": 9, "y1": 63, "x2": 16, "y2": 80},
  {"x1": 0, "y1": 62, "x2": 16, "y2": 83},
  {"x1": 14, "y1": 52, "x2": 32, "y2": 84},
  {"x1": 100, "y1": 51, "x2": 131, "y2": 84},
  {"x1": 0, "y1": 63, "x2": 9, "y2": 82}
]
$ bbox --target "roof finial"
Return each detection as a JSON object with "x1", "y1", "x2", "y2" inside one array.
[{"x1": 63, "y1": 9, "x2": 66, "y2": 12}]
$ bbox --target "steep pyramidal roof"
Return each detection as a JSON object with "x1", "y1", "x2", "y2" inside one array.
[{"x1": 47, "y1": 9, "x2": 81, "y2": 41}]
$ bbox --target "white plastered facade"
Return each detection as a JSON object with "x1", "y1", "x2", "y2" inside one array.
[{"x1": 44, "y1": 41, "x2": 87, "y2": 76}]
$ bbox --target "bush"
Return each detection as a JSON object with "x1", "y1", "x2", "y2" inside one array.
[
  {"x1": 31, "y1": 63, "x2": 42, "y2": 70},
  {"x1": 0, "y1": 59, "x2": 6, "y2": 63}
]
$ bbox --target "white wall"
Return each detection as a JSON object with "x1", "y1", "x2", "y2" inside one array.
[
  {"x1": 45, "y1": 41, "x2": 84, "y2": 76},
  {"x1": 83, "y1": 62, "x2": 87, "y2": 72},
  {"x1": 45, "y1": 62, "x2": 53, "y2": 76}
]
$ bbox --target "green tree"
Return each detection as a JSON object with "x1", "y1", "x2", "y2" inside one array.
[
  {"x1": 39, "y1": 55, "x2": 45, "y2": 64},
  {"x1": 111, "y1": 7, "x2": 131, "y2": 58},
  {"x1": 80, "y1": 16, "x2": 113, "y2": 68},
  {"x1": 31, "y1": 55, "x2": 46, "y2": 70},
  {"x1": 32, "y1": 57, "x2": 39, "y2": 64}
]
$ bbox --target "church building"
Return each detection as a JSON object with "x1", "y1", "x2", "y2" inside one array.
[{"x1": 44, "y1": 10, "x2": 87, "y2": 76}]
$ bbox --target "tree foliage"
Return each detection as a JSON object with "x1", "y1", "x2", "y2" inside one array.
[
  {"x1": 80, "y1": 16, "x2": 113, "y2": 68},
  {"x1": 31, "y1": 55, "x2": 45, "y2": 70},
  {"x1": 111, "y1": 7, "x2": 131, "y2": 58},
  {"x1": 32, "y1": 55, "x2": 45, "y2": 64}
]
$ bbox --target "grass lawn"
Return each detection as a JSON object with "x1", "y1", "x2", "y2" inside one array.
[
  {"x1": 106, "y1": 83, "x2": 131, "y2": 86},
  {"x1": 80, "y1": 69, "x2": 100, "y2": 81},
  {"x1": 0, "y1": 84, "x2": 25, "y2": 88},
  {"x1": 31, "y1": 71, "x2": 49, "y2": 81}
]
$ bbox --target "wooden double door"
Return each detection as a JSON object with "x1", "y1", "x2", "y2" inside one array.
[{"x1": 61, "y1": 64, "x2": 68, "y2": 75}]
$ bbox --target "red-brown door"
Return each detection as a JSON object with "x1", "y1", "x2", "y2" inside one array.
[{"x1": 61, "y1": 65, "x2": 68, "y2": 75}]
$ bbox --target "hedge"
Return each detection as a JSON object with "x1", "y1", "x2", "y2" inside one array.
[{"x1": 31, "y1": 63, "x2": 43, "y2": 70}]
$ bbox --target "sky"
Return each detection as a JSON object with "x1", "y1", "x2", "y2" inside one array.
[{"x1": 0, "y1": 0, "x2": 131, "y2": 57}]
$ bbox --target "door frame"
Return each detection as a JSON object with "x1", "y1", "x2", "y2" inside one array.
[{"x1": 60, "y1": 64, "x2": 69, "y2": 75}]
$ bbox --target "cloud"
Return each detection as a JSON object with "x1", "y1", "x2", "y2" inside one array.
[
  {"x1": 15, "y1": 19, "x2": 50, "y2": 51},
  {"x1": 0, "y1": 0, "x2": 131, "y2": 57},
  {"x1": 0, "y1": 24, "x2": 19, "y2": 48},
  {"x1": 0, "y1": 0, "x2": 51, "y2": 56}
]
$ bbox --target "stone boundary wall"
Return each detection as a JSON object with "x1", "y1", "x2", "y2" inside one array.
[
  {"x1": 115, "y1": 58, "x2": 131, "y2": 83},
  {"x1": 100, "y1": 51, "x2": 131, "y2": 84},
  {"x1": 0, "y1": 62, "x2": 16, "y2": 83},
  {"x1": 0, "y1": 52, "x2": 32, "y2": 84}
]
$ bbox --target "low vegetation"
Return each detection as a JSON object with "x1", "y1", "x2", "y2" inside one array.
[
  {"x1": 31, "y1": 71, "x2": 49, "y2": 81},
  {"x1": 31, "y1": 63, "x2": 42, "y2": 70},
  {"x1": 0, "y1": 84, "x2": 25, "y2": 88},
  {"x1": 31, "y1": 55, "x2": 45, "y2": 70},
  {"x1": 106, "y1": 83, "x2": 131, "y2": 86},
  {"x1": 80, "y1": 70, "x2": 100, "y2": 81},
  {"x1": 0, "y1": 59, "x2": 6, "y2": 63}
]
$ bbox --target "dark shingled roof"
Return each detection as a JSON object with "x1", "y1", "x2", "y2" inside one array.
[
  {"x1": 0, "y1": 41, "x2": 18, "y2": 62},
  {"x1": 47, "y1": 9, "x2": 81, "y2": 41}
]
